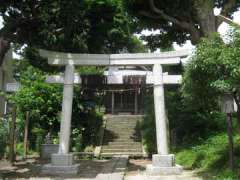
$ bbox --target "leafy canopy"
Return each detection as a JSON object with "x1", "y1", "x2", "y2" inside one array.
[
  {"x1": 183, "y1": 29, "x2": 240, "y2": 110},
  {"x1": 0, "y1": 0, "x2": 145, "y2": 70},
  {"x1": 0, "y1": 0, "x2": 142, "y2": 53}
]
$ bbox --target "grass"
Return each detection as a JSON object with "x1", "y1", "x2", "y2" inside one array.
[{"x1": 175, "y1": 133, "x2": 240, "y2": 180}]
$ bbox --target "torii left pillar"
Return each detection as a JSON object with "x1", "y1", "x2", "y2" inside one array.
[{"x1": 42, "y1": 64, "x2": 80, "y2": 175}]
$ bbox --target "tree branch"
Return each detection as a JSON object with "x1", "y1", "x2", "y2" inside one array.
[
  {"x1": 217, "y1": 0, "x2": 237, "y2": 27},
  {"x1": 148, "y1": 0, "x2": 193, "y2": 31},
  {"x1": 221, "y1": 0, "x2": 237, "y2": 16},
  {"x1": 139, "y1": 11, "x2": 162, "y2": 20},
  {"x1": 139, "y1": 10, "x2": 201, "y2": 45}
]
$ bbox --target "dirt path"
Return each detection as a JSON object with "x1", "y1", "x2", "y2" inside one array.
[
  {"x1": 0, "y1": 156, "x2": 128, "y2": 180},
  {"x1": 0, "y1": 158, "x2": 110, "y2": 179},
  {"x1": 1, "y1": 158, "x2": 202, "y2": 180}
]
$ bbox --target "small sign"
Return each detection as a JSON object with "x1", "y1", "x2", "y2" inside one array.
[{"x1": 5, "y1": 83, "x2": 21, "y2": 92}]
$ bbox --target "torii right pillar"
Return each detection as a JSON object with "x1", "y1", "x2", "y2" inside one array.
[{"x1": 146, "y1": 64, "x2": 183, "y2": 175}]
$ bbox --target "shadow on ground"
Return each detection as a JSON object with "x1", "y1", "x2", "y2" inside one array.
[
  {"x1": 126, "y1": 159, "x2": 151, "y2": 175},
  {"x1": 0, "y1": 157, "x2": 113, "y2": 179}
]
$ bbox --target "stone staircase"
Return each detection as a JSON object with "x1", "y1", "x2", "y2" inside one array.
[{"x1": 101, "y1": 115, "x2": 143, "y2": 157}]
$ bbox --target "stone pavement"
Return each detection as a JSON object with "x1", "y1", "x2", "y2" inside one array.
[
  {"x1": 124, "y1": 171, "x2": 202, "y2": 180},
  {"x1": 125, "y1": 159, "x2": 202, "y2": 180},
  {"x1": 96, "y1": 155, "x2": 128, "y2": 180}
]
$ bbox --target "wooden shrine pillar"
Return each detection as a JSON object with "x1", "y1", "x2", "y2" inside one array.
[
  {"x1": 111, "y1": 91, "x2": 115, "y2": 114},
  {"x1": 134, "y1": 90, "x2": 138, "y2": 114}
]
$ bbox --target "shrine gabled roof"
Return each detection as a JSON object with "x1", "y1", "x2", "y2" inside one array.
[{"x1": 39, "y1": 49, "x2": 191, "y2": 66}]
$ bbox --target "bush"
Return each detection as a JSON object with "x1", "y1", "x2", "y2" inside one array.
[
  {"x1": 0, "y1": 119, "x2": 8, "y2": 159},
  {"x1": 141, "y1": 95, "x2": 157, "y2": 154},
  {"x1": 141, "y1": 88, "x2": 226, "y2": 155},
  {"x1": 72, "y1": 128, "x2": 83, "y2": 152},
  {"x1": 16, "y1": 143, "x2": 24, "y2": 156},
  {"x1": 176, "y1": 133, "x2": 240, "y2": 179},
  {"x1": 32, "y1": 128, "x2": 46, "y2": 153}
]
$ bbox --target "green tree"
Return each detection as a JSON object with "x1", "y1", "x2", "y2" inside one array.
[
  {"x1": 0, "y1": 0, "x2": 144, "y2": 68},
  {"x1": 10, "y1": 60, "x2": 62, "y2": 134},
  {"x1": 126, "y1": 0, "x2": 240, "y2": 47},
  {"x1": 181, "y1": 30, "x2": 240, "y2": 171},
  {"x1": 183, "y1": 31, "x2": 240, "y2": 129}
]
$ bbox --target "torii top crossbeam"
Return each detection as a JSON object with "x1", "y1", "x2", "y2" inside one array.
[{"x1": 39, "y1": 49, "x2": 190, "y2": 66}]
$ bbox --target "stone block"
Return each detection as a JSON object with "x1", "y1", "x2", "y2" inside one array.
[
  {"x1": 51, "y1": 153, "x2": 74, "y2": 166},
  {"x1": 41, "y1": 144, "x2": 59, "y2": 159},
  {"x1": 152, "y1": 154, "x2": 175, "y2": 167},
  {"x1": 146, "y1": 164, "x2": 183, "y2": 175},
  {"x1": 42, "y1": 163, "x2": 80, "y2": 175}
]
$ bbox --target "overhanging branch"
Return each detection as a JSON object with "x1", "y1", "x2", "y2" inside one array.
[
  {"x1": 221, "y1": 0, "x2": 237, "y2": 16},
  {"x1": 217, "y1": 0, "x2": 237, "y2": 27},
  {"x1": 148, "y1": 0, "x2": 193, "y2": 31}
]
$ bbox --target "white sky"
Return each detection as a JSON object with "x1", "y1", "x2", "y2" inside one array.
[{"x1": 0, "y1": 9, "x2": 240, "y2": 55}]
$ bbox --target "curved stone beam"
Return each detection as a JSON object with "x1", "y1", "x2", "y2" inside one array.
[{"x1": 39, "y1": 49, "x2": 191, "y2": 66}]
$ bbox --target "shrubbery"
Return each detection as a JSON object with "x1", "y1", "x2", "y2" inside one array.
[
  {"x1": 0, "y1": 119, "x2": 8, "y2": 159},
  {"x1": 3, "y1": 59, "x2": 103, "y2": 155},
  {"x1": 176, "y1": 133, "x2": 240, "y2": 179}
]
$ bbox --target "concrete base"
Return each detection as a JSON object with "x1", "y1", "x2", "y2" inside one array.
[
  {"x1": 41, "y1": 144, "x2": 59, "y2": 159},
  {"x1": 41, "y1": 153, "x2": 79, "y2": 175},
  {"x1": 146, "y1": 164, "x2": 183, "y2": 175},
  {"x1": 152, "y1": 154, "x2": 175, "y2": 167},
  {"x1": 146, "y1": 154, "x2": 183, "y2": 175},
  {"x1": 51, "y1": 153, "x2": 74, "y2": 166},
  {"x1": 42, "y1": 164, "x2": 80, "y2": 175}
]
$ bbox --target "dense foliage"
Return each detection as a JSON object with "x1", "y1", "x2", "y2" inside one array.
[
  {"x1": 142, "y1": 87, "x2": 226, "y2": 155},
  {"x1": 0, "y1": 0, "x2": 145, "y2": 68},
  {"x1": 0, "y1": 119, "x2": 8, "y2": 159},
  {"x1": 3, "y1": 59, "x2": 104, "y2": 154},
  {"x1": 183, "y1": 31, "x2": 240, "y2": 129}
]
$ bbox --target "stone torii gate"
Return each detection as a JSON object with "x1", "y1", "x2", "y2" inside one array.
[{"x1": 40, "y1": 50, "x2": 190, "y2": 175}]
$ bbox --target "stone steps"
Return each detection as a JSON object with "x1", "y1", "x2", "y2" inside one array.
[
  {"x1": 106, "y1": 133, "x2": 138, "y2": 136},
  {"x1": 102, "y1": 145, "x2": 142, "y2": 149},
  {"x1": 105, "y1": 134, "x2": 139, "y2": 138},
  {"x1": 101, "y1": 115, "x2": 143, "y2": 157},
  {"x1": 104, "y1": 138, "x2": 141, "y2": 142},
  {"x1": 101, "y1": 152, "x2": 143, "y2": 158},
  {"x1": 102, "y1": 149, "x2": 142, "y2": 153},
  {"x1": 108, "y1": 142, "x2": 142, "y2": 146},
  {"x1": 106, "y1": 124, "x2": 138, "y2": 127}
]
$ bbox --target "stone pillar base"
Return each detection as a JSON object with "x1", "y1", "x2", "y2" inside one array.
[
  {"x1": 146, "y1": 164, "x2": 183, "y2": 175},
  {"x1": 146, "y1": 154, "x2": 183, "y2": 175},
  {"x1": 51, "y1": 153, "x2": 74, "y2": 166},
  {"x1": 41, "y1": 153, "x2": 80, "y2": 175},
  {"x1": 42, "y1": 164, "x2": 80, "y2": 175},
  {"x1": 41, "y1": 144, "x2": 59, "y2": 159}
]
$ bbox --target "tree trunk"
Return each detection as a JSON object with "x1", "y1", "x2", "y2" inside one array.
[
  {"x1": 9, "y1": 106, "x2": 16, "y2": 164},
  {"x1": 233, "y1": 93, "x2": 240, "y2": 134},
  {"x1": 23, "y1": 111, "x2": 30, "y2": 159},
  {"x1": 0, "y1": 37, "x2": 10, "y2": 66},
  {"x1": 194, "y1": 1, "x2": 218, "y2": 38},
  {"x1": 226, "y1": 113, "x2": 234, "y2": 170},
  {"x1": 236, "y1": 109, "x2": 240, "y2": 134}
]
